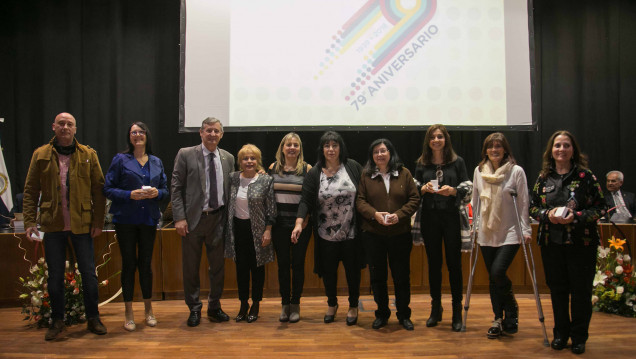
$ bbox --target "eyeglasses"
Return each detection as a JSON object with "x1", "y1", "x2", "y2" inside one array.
[
  {"x1": 131, "y1": 130, "x2": 146, "y2": 136},
  {"x1": 373, "y1": 149, "x2": 389, "y2": 156}
]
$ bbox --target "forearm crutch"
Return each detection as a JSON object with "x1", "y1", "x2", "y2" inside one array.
[
  {"x1": 509, "y1": 191, "x2": 550, "y2": 347},
  {"x1": 461, "y1": 198, "x2": 480, "y2": 332}
]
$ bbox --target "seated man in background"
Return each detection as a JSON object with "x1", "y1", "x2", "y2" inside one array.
[{"x1": 605, "y1": 170, "x2": 636, "y2": 223}]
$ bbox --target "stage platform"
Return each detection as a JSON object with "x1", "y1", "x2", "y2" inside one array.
[{"x1": 0, "y1": 294, "x2": 633, "y2": 358}]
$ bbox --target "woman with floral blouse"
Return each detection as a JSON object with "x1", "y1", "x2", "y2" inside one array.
[
  {"x1": 529, "y1": 130, "x2": 606, "y2": 355},
  {"x1": 292, "y1": 131, "x2": 364, "y2": 326}
]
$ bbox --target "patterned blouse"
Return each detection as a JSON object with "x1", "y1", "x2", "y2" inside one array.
[
  {"x1": 317, "y1": 165, "x2": 357, "y2": 242},
  {"x1": 225, "y1": 172, "x2": 277, "y2": 267},
  {"x1": 529, "y1": 166, "x2": 606, "y2": 247}
]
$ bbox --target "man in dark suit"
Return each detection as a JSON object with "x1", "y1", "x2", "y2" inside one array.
[
  {"x1": 605, "y1": 170, "x2": 636, "y2": 223},
  {"x1": 171, "y1": 117, "x2": 235, "y2": 326}
]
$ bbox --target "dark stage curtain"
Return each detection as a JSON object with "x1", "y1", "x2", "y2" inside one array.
[{"x1": 1, "y1": 0, "x2": 635, "y2": 204}]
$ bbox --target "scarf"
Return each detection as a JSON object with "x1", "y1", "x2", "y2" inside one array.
[
  {"x1": 53, "y1": 138, "x2": 77, "y2": 155},
  {"x1": 479, "y1": 161, "x2": 513, "y2": 232}
]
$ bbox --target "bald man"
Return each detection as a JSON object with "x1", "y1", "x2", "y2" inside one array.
[{"x1": 23, "y1": 113, "x2": 107, "y2": 340}]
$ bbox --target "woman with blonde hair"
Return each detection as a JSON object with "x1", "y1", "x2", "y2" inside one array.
[
  {"x1": 225, "y1": 144, "x2": 276, "y2": 323},
  {"x1": 268, "y1": 133, "x2": 312, "y2": 322}
]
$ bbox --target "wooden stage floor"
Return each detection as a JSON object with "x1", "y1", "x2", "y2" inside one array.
[{"x1": 0, "y1": 294, "x2": 633, "y2": 358}]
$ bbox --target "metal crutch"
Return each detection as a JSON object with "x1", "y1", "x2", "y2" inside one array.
[
  {"x1": 509, "y1": 190, "x2": 550, "y2": 347},
  {"x1": 461, "y1": 198, "x2": 480, "y2": 332}
]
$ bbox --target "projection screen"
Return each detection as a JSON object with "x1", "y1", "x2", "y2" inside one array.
[{"x1": 179, "y1": 0, "x2": 536, "y2": 132}]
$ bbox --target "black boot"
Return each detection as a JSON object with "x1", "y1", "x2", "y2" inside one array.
[
  {"x1": 503, "y1": 296, "x2": 519, "y2": 334},
  {"x1": 451, "y1": 302, "x2": 463, "y2": 332},
  {"x1": 426, "y1": 300, "x2": 443, "y2": 327},
  {"x1": 235, "y1": 300, "x2": 249, "y2": 322}
]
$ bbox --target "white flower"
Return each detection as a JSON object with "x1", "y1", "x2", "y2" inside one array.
[
  {"x1": 625, "y1": 255, "x2": 632, "y2": 263},
  {"x1": 598, "y1": 246, "x2": 610, "y2": 258},
  {"x1": 45, "y1": 270, "x2": 48, "y2": 277},
  {"x1": 591, "y1": 295, "x2": 599, "y2": 304},
  {"x1": 593, "y1": 271, "x2": 608, "y2": 286},
  {"x1": 38, "y1": 257, "x2": 45, "y2": 264},
  {"x1": 29, "y1": 265, "x2": 38, "y2": 274},
  {"x1": 616, "y1": 266, "x2": 624, "y2": 275},
  {"x1": 65, "y1": 261, "x2": 70, "y2": 269},
  {"x1": 628, "y1": 295, "x2": 636, "y2": 307},
  {"x1": 31, "y1": 296, "x2": 41, "y2": 307},
  {"x1": 617, "y1": 286, "x2": 625, "y2": 295}
]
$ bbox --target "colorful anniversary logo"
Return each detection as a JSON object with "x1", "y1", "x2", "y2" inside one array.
[{"x1": 316, "y1": 0, "x2": 439, "y2": 111}]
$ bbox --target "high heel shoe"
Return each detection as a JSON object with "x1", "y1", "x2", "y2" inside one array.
[
  {"x1": 235, "y1": 301, "x2": 249, "y2": 322},
  {"x1": 346, "y1": 307, "x2": 358, "y2": 326},
  {"x1": 124, "y1": 302, "x2": 135, "y2": 331},
  {"x1": 123, "y1": 320, "x2": 136, "y2": 332},
  {"x1": 145, "y1": 314, "x2": 157, "y2": 327},
  {"x1": 247, "y1": 301, "x2": 260, "y2": 323},
  {"x1": 324, "y1": 304, "x2": 338, "y2": 323}
]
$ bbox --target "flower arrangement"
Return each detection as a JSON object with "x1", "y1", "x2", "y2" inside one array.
[
  {"x1": 20, "y1": 259, "x2": 86, "y2": 327},
  {"x1": 19, "y1": 258, "x2": 116, "y2": 328},
  {"x1": 592, "y1": 237, "x2": 636, "y2": 317}
]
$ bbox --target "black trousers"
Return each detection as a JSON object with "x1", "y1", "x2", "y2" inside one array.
[
  {"x1": 541, "y1": 243, "x2": 597, "y2": 345},
  {"x1": 480, "y1": 244, "x2": 519, "y2": 319},
  {"x1": 365, "y1": 231, "x2": 412, "y2": 320},
  {"x1": 320, "y1": 237, "x2": 361, "y2": 308},
  {"x1": 234, "y1": 217, "x2": 265, "y2": 302},
  {"x1": 115, "y1": 223, "x2": 157, "y2": 302},
  {"x1": 421, "y1": 209, "x2": 463, "y2": 303},
  {"x1": 272, "y1": 224, "x2": 311, "y2": 305}
]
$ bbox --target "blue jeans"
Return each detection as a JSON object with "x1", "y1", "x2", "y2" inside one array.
[{"x1": 44, "y1": 231, "x2": 100, "y2": 320}]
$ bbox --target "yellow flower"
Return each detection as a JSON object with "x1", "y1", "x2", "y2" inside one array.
[{"x1": 609, "y1": 236, "x2": 627, "y2": 251}]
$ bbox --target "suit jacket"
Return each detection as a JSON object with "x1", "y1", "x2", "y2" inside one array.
[
  {"x1": 605, "y1": 190, "x2": 636, "y2": 222},
  {"x1": 171, "y1": 145, "x2": 235, "y2": 237},
  {"x1": 23, "y1": 137, "x2": 106, "y2": 234},
  {"x1": 103, "y1": 153, "x2": 168, "y2": 224}
]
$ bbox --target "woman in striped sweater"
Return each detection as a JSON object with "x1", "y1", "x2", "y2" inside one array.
[{"x1": 268, "y1": 133, "x2": 312, "y2": 323}]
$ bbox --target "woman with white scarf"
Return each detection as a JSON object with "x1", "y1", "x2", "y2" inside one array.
[{"x1": 471, "y1": 132, "x2": 531, "y2": 339}]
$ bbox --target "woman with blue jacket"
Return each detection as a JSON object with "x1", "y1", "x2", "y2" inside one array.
[{"x1": 104, "y1": 122, "x2": 168, "y2": 331}]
